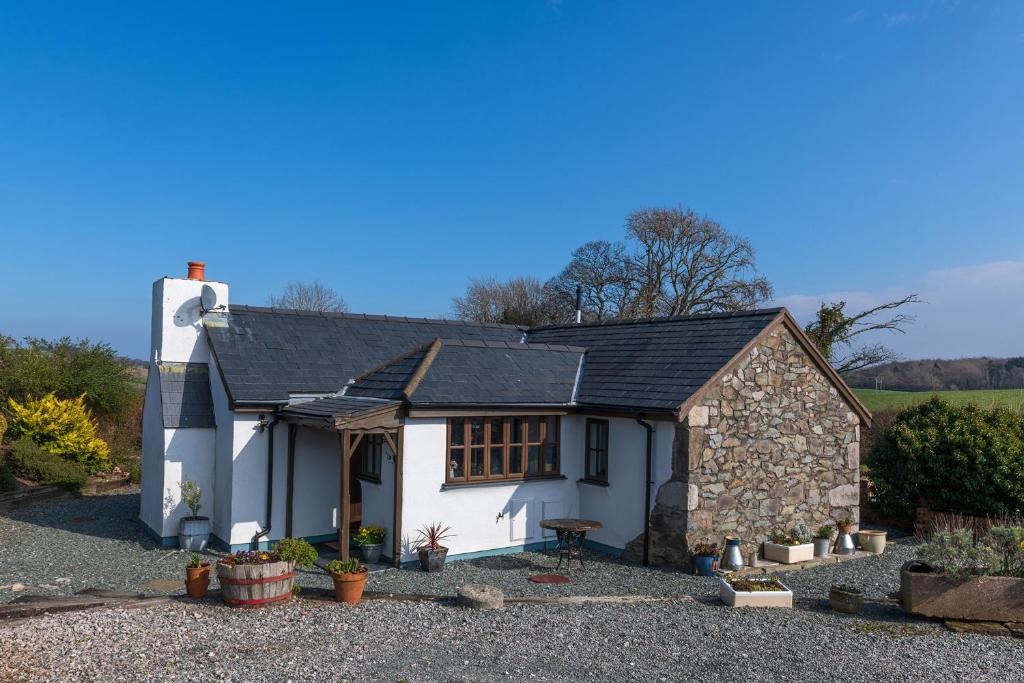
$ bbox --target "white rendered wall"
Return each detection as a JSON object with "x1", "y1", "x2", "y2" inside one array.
[
  {"x1": 158, "y1": 427, "x2": 217, "y2": 537},
  {"x1": 358, "y1": 440, "x2": 396, "y2": 552},
  {"x1": 139, "y1": 364, "x2": 167, "y2": 535},
  {"x1": 227, "y1": 413, "x2": 285, "y2": 547},
  {"x1": 577, "y1": 417, "x2": 675, "y2": 550},
  {"x1": 290, "y1": 427, "x2": 342, "y2": 540},
  {"x1": 152, "y1": 277, "x2": 228, "y2": 364},
  {"x1": 399, "y1": 417, "x2": 579, "y2": 562}
]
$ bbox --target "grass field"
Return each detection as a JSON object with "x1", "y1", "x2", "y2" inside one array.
[{"x1": 854, "y1": 388, "x2": 1024, "y2": 412}]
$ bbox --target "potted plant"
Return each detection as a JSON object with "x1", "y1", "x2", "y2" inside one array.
[
  {"x1": 858, "y1": 529, "x2": 887, "y2": 554},
  {"x1": 216, "y1": 537, "x2": 317, "y2": 608},
  {"x1": 184, "y1": 552, "x2": 211, "y2": 598},
  {"x1": 178, "y1": 479, "x2": 211, "y2": 551},
  {"x1": 719, "y1": 575, "x2": 793, "y2": 608},
  {"x1": 813, "y1": 524, "x2": 834, "y2": 557},
  {"x1": 354, "y1": 524, "x2": 387, "y2": 564},
  {"x1": 415, "y1": 522, "x2": 453, "y2": 572},
  {"x1": 326, "y1": 558, "x2": 369, "y2": 604},
  {"x1": 690, "y1": 541, "x2": 720, "y2": 576},
  {"x1": 763, "y1": 523, "x2": 814, "y2": 564},
  {"x1": 829, "y1": 584, "x2": 863, "y2": 614},
  {"x1": 836, "y1": 514, "x2": 855, "y2": 535}
]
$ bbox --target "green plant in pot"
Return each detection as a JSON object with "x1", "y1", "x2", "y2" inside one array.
[
  {"x1": 325, "y1": 558, "x2": 369, "y2": 604},
  {"x1": 813, "y1": 524, "x2": 834, "y2": 557},
  {"x1": 354, "y1": 525, "x2": 387, "y2": 564},
  {"x1": 415, "y1": 522, "x2": 453, "y2": 573},
  {"x1": 185, "y1": 552, "x2": 211, "y2": 598},
  {"x1": 178, "y1": 479, "x2": 211, "y2": 551}
]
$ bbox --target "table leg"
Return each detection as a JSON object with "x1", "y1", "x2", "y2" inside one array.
[{"x1": 577, "y1": 531, "x2": 587, "y2": 570}]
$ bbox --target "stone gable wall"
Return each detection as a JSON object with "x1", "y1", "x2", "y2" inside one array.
[{"x1": 626, "y1": 324, "x2": 860, "y2": 567}]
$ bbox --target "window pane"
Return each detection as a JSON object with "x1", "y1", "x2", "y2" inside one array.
[
  {"x1": 450, "y1": 418, "x2": 465, "y2": 446},
  {"x1": 489, "y1": 418, "x2": 503, "y2": 445},
  {"x1": 527, "y1": 445, "x2": 540, "y2": 474},
  {"x1": 509, "y1": 445, "x2": 523, "y2": 474},
  {"x1": 543, "y1": 444, "x2": 557, "y2": 474},
  {"x1": 489, "y1": 446, "x2": 504, "y2": 476},
  {"x1": 509, "y1": 418, "x2": 524, "y2": 444},
  {"x1": 598, "y1": 451, "x2": 608, "y2": 480},
  {"x1": 470, "y1": 418, "x2": 485, "y2": 446},
  {"x1": 599, "y1": 423, "x2": 608, "y2": 451},
  {"x1": 588, "y1": 421, "x2": 599, "y2": 447},
  {"x1": 449, "y1": 448, "x2": 465, "y2": 479},
  {"x1": 470, "y1": 447, "x2": 485, "y2": 477},
  {"x1": 527, "y1": 416, "x2": 540, "y2": 442}
]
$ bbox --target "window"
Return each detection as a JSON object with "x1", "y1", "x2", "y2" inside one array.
[
  {"x1": 447, "y1": 416, "x2": 560, "y2": 484},
  {"x1": 357, "y1": 434, "x2": 383, "y2": 482},
  {"x1": 585, "y1": 419, "x2": 609, "y2": 484}
]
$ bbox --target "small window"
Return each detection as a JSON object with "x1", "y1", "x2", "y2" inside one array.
[
  {"x1": 585, "y1": 419, "x2": 609, "y2": 484},
  {"x1": 358, "y1": 434, "x2": 383, "y2": 482},
  {"x1": 446, "y1": 416, "x2": 560, "y2": 484}
]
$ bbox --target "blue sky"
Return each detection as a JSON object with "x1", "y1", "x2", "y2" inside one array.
[{"x1": 1, "y1": 2, "x2": 1022, "y2": 361}]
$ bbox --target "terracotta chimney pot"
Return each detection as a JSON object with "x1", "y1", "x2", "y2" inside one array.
[{"x1": 187, "y1": 261, "x2": 206, "y2": 281}]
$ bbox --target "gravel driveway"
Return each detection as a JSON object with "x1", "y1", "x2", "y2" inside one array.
[{"x1": 2, "y1": 492, "x2": 1023, "y2": 681}]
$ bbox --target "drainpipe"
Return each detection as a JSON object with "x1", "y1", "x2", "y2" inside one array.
[
  {"x1": 251, "y1": 414, "x2": 280, "y2": 550},
  {"x1": 636, "y1": 415, "x2": 654, "y2": 566}
]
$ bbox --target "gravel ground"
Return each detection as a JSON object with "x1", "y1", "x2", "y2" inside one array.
[{"x1": 2, "y1": 492, "x2": 1023, "y2": 681}]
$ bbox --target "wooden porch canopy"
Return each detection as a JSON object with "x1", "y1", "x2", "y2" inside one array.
[{"x1": 278, "y1": 396, "x2": 405, "y2": 567}]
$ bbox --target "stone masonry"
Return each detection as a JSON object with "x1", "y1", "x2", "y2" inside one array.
[{"x1": 625, "y1": 324, "x2": 861, "y2": 567}]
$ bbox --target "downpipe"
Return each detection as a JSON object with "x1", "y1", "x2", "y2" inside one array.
[
  {"x1": 636, "y1": 415, "x2": 654, "y2": 567},
  {"x1": 251, "y1": 414, "x2": 280, "y2": 550}
]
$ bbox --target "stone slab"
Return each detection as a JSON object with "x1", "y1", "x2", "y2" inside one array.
[{"x1": 457, "y1": 584, "x2": 504, "y2": 610}]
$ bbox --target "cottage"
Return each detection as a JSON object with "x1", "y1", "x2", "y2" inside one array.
[{"x1": 140, "y1": 263, "x2": 870, "y2": 567}]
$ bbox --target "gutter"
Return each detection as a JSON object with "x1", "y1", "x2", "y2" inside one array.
[
  {"x1": 635, "y1": 415, "x2": 654, "y2": 567},
  {"x1": 251, "y1": 412, "x2": 281, "y2": 550}
]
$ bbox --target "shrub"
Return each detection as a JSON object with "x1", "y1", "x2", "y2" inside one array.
[
  {"x1": 0, "y1": 334, "x2": 137, "y2": 417},
  {"x1": 6, "y1": 438, "x2": 87, "y2": 491},
  {"x1": 868, "y1": 398, "x2": 1024, "y2": 518},
  {"x1": 0, "y1": 459, "x2": 17, "y2": 492},
  {"x1": 0, "y1": 413, "x2": 7, "y2": 444},
  {"x1": 918, "y1": 526, "x2": 1024, "y2": 579},
  {"x1": 180, "y1": 480, "x2": 203, "y2": 518},
  {"x1": 7, "y1": 393, "x2": 110, "y2": 473},
  {"x1": 273, "y1": 537, "x2": 318, "y2": 568}
]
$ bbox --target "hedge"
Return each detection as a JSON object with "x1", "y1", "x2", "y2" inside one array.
[
  {"x1": 868, "y1": 397, "x2": 1024, "y2": 518},
  {"x1": 6, "y1": 438, "x2": 88, "y2": 492}
]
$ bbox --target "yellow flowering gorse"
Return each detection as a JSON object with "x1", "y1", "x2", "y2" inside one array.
[{"x1": 7, "y1": 393, "x2": 110, "y2": 474}]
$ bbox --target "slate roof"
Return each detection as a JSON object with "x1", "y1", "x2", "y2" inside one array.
[
  {"x1": 205, "y1": 305, "x2": 523, "y2": 405},
  {"x1": 158, "y1": 362, "x2": 216, "y2": 428},
  {"x1": 525, "y1": 308, "x2": 783, "y2": 413},
  {"x1": 346, "y1": 339, "x2": 585, "y2": 406}
]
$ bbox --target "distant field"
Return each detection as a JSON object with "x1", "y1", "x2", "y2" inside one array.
[{"x1": 854, "y1": 388, "x2": 1024, "y2": 412}]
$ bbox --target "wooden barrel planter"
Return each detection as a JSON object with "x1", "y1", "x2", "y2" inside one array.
[{"x1": 216, "y1": 560, "x2": 295, "y2": 608}]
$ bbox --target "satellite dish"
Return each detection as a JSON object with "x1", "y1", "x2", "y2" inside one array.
[{"x1": 200, "y1": 284, "x2": 220, "y2": 313}]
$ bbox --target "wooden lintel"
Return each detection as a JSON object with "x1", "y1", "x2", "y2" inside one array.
[{"x1": 333, "y1": 405, "x2": 403, "y2": 433}]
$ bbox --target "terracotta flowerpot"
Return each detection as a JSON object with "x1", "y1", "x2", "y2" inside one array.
[
  {"x1": 331, "y1": 567, "x2": 369, "y2": 604},
  {"x1": 185, "y1": 562, "x2": 211, "y2": 598}
]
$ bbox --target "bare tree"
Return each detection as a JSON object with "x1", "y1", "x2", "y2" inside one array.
[
  {"x1": 267, "y1": 281, "x2": 347, "y2": 313},
  {"x1": 804, "y1": 294, "x2": 922, "y2": 373},
  {"x1": 625, "y1": 208, "x2": 774, "y2": 317},
  {"x1": 451, "y1": 276, "x2": 558, "y2": 327},
  {"x1": 546, "y1": 240, "x2": 635, "y2": 322}
]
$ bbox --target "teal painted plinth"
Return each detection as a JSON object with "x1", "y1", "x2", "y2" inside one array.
[{"x1": 397, "y1": 538, "x2": 622, "y2": 568}]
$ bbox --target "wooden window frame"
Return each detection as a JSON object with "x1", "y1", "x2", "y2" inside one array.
[
  {"x1": 357, "y1": 434, "x2": 383, "y2": 483},
  {"x1": 446, "y1": 415, "x2": 560, "y2": 484},
  {"x1": 584, "y1": 418, "x2": 609, "y2": 484}
]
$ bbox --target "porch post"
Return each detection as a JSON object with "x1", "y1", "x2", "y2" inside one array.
[
  {"x1": 392, "y1": 426, "x2": 404, "y2": 568},
  {"x1": 339, "y1": 430, "x2": 351, "y2": 561}
]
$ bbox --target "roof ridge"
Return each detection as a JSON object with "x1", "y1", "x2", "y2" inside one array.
[
  {"x1": 527, "y1": 307, "x2": 785, "y2": 332},
  {"x1": 229, "y1": 304, "x2": 526, "y2": 330}
]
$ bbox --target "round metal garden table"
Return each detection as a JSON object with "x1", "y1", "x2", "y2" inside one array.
[{"x1": 540, "y1": 518, "x2": 603, "y2": 572}]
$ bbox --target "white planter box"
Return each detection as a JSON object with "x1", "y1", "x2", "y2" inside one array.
[
  {"x1": 763, "y1": 542, "x2": 814, "y2": 564},
  {"x1": 719, "y1": 578, "x2": 793, "y2": 608}
]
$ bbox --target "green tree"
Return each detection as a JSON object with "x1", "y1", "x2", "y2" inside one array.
[{"x1": 803, "y1": 294, "x2": 920, "y2": 373}]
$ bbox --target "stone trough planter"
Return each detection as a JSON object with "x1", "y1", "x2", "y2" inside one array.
[
  {"x1": 719, "y1": 578, "x2": 793, "y2": 608},
  {"x1": 900, "y1": 561, "x2": 1024, "y2": 623},
  {"x1": 762, "y1": 542, "x2": 814, "y2": 564}
]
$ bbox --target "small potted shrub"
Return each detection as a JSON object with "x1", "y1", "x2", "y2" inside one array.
[
  {"x1": 836, "y1": 514, "x2": 855, "y2": 535},
  {"x1": 813, "y1": 524, "x2": 834, "y2": 557},
  {"x1": 763, "y1": 523, "x2": 814, "y2": 564},
  {"x1": 719, "y1": 575, "x2": 793, "y2": 608},
  {"x1": 354, "y1": 525, "x2": 387, "y2": 564},
  {"x1": 326, "y1": 558, "x2": 369, "y2": 604},
  {"x1": 184, "y1": 552, "x2": 211, "y2": 598},
  {"x1": 415, "y1": 522, "x2": 454, "y2": 572},
  {"x1": 690, "y1": 541, "x2": 720, "y2": 577},
  {"x1": 178, "y1": 479, "x2": 211, "y2": 551}
]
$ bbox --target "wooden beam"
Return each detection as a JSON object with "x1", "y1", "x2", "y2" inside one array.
[
  {"x1": 333, "y1": 405, "x2": 403, "y2": 432},
  {"x1": 403, "y1": 337, "x2": 443, "y2": 399},
  {"x1": 285, "y1": 423, "x2": 297, "y2": 538},
  {"x1": 348, "y1": 431, "x2": 365, "y2": 454},
  {"x1": 392, "y1": 426, "x2": 404, "y2": 568},
  {"x1": 339, "y1": 430, "x2": 351, "y2": 561},
  {"x1": 382, "y1": 431, "x2": 397, "y2": 455}
]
